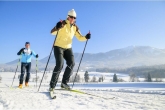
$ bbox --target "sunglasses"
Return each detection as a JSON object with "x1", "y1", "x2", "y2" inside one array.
[{"x1": 69, "y1": 16, "x2": 76, "y2": 19}]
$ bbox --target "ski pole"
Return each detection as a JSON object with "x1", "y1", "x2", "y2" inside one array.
[
  {"x1": 11, "y1": 55, "x2": 21, "y2": 88},
  {"x1": 36, "y1": 58, "x2": 38, "y2": 88},
  {"x1": 72, "y1": 31, "x2": 90, "y2": 88},
  {"x1": 38, "y1": 32, "x2": 59, "y2": 92},
  {"x1": 38, "y1": 21, "x2": 62, "y2": 92}
]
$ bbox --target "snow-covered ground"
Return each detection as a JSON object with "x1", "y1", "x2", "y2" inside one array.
[{"x1": 0, "y1": 72, "x2": 165, "y2": 110}]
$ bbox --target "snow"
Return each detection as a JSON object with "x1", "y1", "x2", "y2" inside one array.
[{"x1": 0, "y1": 72, "x2": 165, "y2": 110}]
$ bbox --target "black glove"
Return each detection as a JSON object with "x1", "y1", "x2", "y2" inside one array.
[
  {"x1": 56, "y1": 21, "x2": 62, "y2": 29},
  {"x1": 36, "y1": 54, "x2": 39, "y2": 58},
  {"x1": 17, "y1": 48, "x2": 25, "y2": 55},
  {"x1": 85, "y1": 33, "x2": 91, "y2": 39}
]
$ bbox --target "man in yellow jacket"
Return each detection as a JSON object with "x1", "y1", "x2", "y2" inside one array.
[{"x1": 49, "y1": 9, "x2": 91, "y2": 91}]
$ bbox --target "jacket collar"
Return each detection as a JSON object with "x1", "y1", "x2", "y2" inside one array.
[{"x1": 65, "y1": 19, "x2": 76, "y2": 26}]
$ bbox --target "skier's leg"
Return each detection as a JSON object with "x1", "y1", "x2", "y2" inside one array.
[
  {"x1": 19, "y1": 63, "x2": 26, "y2": 85},
  {"x1": 25, "y1": 62, "x2": 31, "y2": 86},
  {"x1": 50, "y1": 46, "x2": 64, "y2": 89},
  {"x1": 62, "y1": 48, "x2": 75, "y2": 84}
]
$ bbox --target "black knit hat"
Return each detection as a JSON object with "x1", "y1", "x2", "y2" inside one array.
[{"x1": 25, "y1": 42, "x2": 30, "y2": 45}]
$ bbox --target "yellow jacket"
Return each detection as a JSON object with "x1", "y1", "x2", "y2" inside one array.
[{"x1": 51, "y1": 20, "x2": 87, "y2": 49}]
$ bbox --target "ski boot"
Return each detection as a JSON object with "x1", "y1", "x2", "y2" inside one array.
[
  {"x1": 49, "y1": 87, "x2": 56, "y2": 99},
  {"x1": 61, "y1": 83, "x2": 71, "y2": 90},
  {"x1": 49, "y1": 87, "x2": 54, "y2": 92},
  {"x1": 18, "y1": 84, "x2": 23, "y2": 89},
  {"x1": 25, "y1": 82, "x2": 29, "y2": 87}
]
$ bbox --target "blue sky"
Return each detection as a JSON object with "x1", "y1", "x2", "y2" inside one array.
[{"x1": 0, "y1": 1, "x2": 165, "y2": 63}]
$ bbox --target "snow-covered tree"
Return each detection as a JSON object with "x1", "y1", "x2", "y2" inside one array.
[
  {"x1": 98, "y1": 77, "x2": 102, "y2": 82},
  {"x1": 75, "y1": 74, "x2": 81, "y2": 82},
  {"x1": 145, "y1": 73, "x2": 152, "y2": 82},
  {"x1": 113, "y1": 73, "x2": 118, "y2": 82},
  {"x1": 70, "y1": 74, "x2": 81, "y2": 82},
  {"x1": 129, "y1": 73, "x2": 136, "y2": 82},
  {"x1": 155, "y1": 78, "x2": 163, "y2": 82},
  {"x1": 84, "y1": 71, "x2": 89, "y2": 82},
  {"x1": 101, "y1": 75, "x2": 105, "y2": 82},
  {"x1": 118, "y1": 78, "x2": 125, "y2": 82},
  {"x1": 91, "y1": 76, "x2": 97, "y2": 82}
]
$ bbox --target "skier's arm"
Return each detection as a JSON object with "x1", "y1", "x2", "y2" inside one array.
[
  {"x1": 51, "y1": 21, "x2": 65, "y2": 35},
  {"x1": 17, "y1": 48, "x2": 25, "y2": 55},
  {"x1": 31, "y1": 51, "x2": 37, "y2": 58},
  {"x1": 51, "y1": 26, "x2": 58, "y2": 35},
  {"x1": 74, "y1": 26, "x2": 87, "y2": 41}
]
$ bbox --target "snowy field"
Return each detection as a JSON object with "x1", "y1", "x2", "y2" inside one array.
[{"x1": 0, "y1": 72, "x2": 165, "y2": 110}]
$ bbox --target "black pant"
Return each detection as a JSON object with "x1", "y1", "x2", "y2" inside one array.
[
  {"x1": 50, "y1": 46, "x2": 75, "y2": 88},
  {"x1": 19, "y1": 62, "x2": 31, "y2": 84}
]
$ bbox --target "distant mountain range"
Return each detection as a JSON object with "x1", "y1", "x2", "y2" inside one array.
[{"x1": 3, "y1": 46, "x2": 165, "y2": 71}]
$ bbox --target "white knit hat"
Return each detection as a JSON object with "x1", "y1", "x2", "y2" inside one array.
[{"x1": 67, "y1": 9, "x2": 76, "y2": 18}]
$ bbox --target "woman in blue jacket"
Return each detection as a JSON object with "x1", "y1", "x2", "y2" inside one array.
[{"x1": 17, "y1": 42, "x2": 39, "y2": 88}]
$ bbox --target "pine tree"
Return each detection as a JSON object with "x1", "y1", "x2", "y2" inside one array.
[
  {"x1": 84, "y1": 71, "x2": 89, "y2": 82},
  {"x1": 129, "y1": 73, "x2": 136, "y2": 82},
  {"x1": 113, "y1": 73, "x2": 118, "y2": 82},
  {"x1": 75, "y1": 74, "x2": 81, "y2": 82},
  {"x1": 98, "y1": 77, "x2": 102, "y2": 82},
  {"x1": 146, "y1": 73, "x2": 152, "y2": 82},
  {"x1": 101, "y1": 75, "x2": 105, "y2": 82},
  {"x1": 92, "y1": 76, "x2": 96, "y2": 82}
]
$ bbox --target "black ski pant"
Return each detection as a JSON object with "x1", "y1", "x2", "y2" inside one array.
[
  {"x1": 50, "y1": 46, "x2": 75, "y2": 88},
  {"x1": 19, "y1": 62, "x2": 31, "y2": 84}
]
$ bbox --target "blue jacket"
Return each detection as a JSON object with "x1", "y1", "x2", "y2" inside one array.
[{"x1": 17, "y1": 48, "x2": 37, "y2": 63}]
